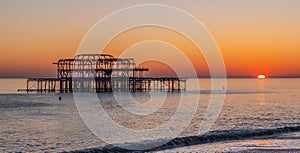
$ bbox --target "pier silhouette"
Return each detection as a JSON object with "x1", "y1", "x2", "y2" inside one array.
[{"x1": 19, "y1": 54, "x2": 186, "y2": 93}]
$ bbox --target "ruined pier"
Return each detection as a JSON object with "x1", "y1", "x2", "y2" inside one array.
[{"x1": 19, "y1": 54, "x2": 186, "y2": 93}]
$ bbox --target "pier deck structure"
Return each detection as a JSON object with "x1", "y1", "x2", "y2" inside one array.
[{"x1": 19, "y1": 54, "x2": 186, "y2": 93}]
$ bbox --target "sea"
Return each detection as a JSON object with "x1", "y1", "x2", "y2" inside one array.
[{"x1": 0, "y1": 78, "x2": 300, "y2": 152}]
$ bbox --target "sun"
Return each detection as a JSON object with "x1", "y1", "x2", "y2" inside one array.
[{"x1": 257, "y1": 74, "x2": 266, "y2": 79}]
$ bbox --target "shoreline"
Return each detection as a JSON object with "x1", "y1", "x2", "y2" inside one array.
[
  {"x1": 67, "y1": 129, "x2": 300, "y2": 153},
  {"x1": 236, "y1": 149, "x2": 300, "y2": 153}
]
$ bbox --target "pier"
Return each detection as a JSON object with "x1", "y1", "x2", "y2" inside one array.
[{"x1": 19, "y1": 54, "x2": 186, "y2": 93}]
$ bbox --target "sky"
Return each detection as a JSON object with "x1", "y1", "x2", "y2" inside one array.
[{"x1": 0, "y1": 0, "x2": 300, "y2": 77}]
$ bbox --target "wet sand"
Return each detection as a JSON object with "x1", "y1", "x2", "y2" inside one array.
[{"x1": 237, "y1": 149, "x2": 300, "y2": 153}]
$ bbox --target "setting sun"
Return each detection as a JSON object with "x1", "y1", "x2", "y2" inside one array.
[{"x1": 258, "y1": 74, "x2": 266, "y2": 79}]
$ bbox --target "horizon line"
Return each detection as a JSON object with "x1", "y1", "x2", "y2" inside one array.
[{"x1": 1, "y1": 76, "x2": 300, "y2": 79}]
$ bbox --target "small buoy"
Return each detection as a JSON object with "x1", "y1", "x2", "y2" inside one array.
[{"x1": 59, "y1": 96, "x2": 62, "y2": 100}]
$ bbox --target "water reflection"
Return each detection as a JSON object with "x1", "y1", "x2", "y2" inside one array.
[
  {"x1": 258, "y1": 140, "x2": 271, "y2": 146},
  {"x1": 257, "y1": 79, "x2": 266, "y2": 105}
]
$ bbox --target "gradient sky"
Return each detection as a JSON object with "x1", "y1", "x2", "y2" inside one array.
[{"x1": 0, "y1": 0, "x2": 300, "y2": 77}]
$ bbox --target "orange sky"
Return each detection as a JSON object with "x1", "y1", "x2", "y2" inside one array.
[
  {"x1": 102, "y1": 26, "x2": 209, "y2": 77},
  {"x1": 0, "y1": 0, "x2": 299, "y2": 77}
]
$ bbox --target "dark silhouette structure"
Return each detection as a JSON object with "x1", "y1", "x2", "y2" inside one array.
[{"x1": 19, "y1": 54, "x2": 186, "y2": 93}]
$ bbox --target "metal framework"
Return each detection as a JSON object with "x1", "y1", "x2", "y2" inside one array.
[{"x1": 19, "y1": 54, "x2": 186, "y2": 93}]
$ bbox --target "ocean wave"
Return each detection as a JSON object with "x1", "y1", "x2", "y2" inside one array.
[{"x1": 68, "y1": 126, "x2": 300, "y2": 153}]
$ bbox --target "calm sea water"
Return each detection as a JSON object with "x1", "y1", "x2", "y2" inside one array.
[{"x1": 0, "y1": 78, "x2": 299, "y2": 152}]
